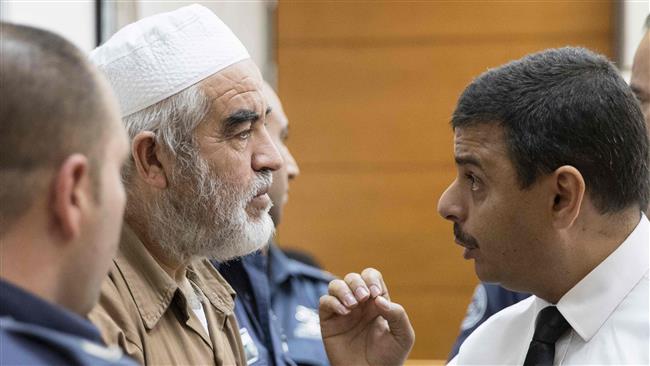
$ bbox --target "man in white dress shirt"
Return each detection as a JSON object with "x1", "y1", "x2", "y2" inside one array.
[{"x1": 317, "y1": 47, "x2": 649, "y2": 365}]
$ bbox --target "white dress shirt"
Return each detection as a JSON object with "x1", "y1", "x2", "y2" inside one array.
[{"x1": 451, "y1": 214, "x2": 649, "y2": 365}]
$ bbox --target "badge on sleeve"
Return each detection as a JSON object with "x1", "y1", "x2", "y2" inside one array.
[
  {"x1": 293, "y1": 305, "x2": 321, "y2": 339},
  {"x1": 239, "y1": 328, "x2": 259, "y2": 365},
  {"x1": 461, "y1": 284, "x2": 488, "y2": 331},
  {"x1": 80, "y1": 340, "x2": 124, "y2": 362}
]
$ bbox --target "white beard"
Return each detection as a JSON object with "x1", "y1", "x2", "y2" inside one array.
[{"x1": 142, "y1": 153, "x2": 274, "y2": 263}]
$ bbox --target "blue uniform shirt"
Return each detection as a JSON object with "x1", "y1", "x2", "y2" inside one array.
[
  {"x1": 216, "y1": 243, "x2": 333, "y2": 366},
  {"x1": 0, "y1": 279, "x2": 136, "y2": 366},
  {"x1": 268, "y1": 244, "x2": 332, "y2": 366},
  {"x1": 217, "y1": 251, "x2": 295, "y2": 366},
  {"x1": 448, "y1": 283, "x2": 530, "y2": 360}
]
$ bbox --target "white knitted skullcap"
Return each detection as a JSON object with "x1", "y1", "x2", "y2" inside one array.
[{"x1": 90, "y1": 4, "x2": 250, "y2": 117}]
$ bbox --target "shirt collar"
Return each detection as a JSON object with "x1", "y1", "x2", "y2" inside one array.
[
  {"x1": 114, "y1": 224, "x2": 236, "y2": 330},
  {"x1": 0, "y1": 279, "x2": 103, "y2": 343},
  {"x1": 555, "y1": 213, "x2": 649, "y2": 342},
  {"x1": 187, "y1": 260, "x2": 237, "y2": 328},
  {"x1": 268, "y1": 242, "x2": 293, "y2": 286}
]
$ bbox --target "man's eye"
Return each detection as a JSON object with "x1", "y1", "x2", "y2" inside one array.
[
  {"x1": 465, "y1": 173, "x2": 480, "y2": 191},
  {"x1": 237, "y1": 129, "x2": 252, "y2": 140}
]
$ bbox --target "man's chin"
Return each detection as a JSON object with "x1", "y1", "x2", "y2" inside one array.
[{"x1": 209, "y1": 212, "x2": 275, "y2": 261}]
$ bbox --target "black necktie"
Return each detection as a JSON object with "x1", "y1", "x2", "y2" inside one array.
[{"x1": 523, "y1": 306, "x2": 571, "y2": 366}]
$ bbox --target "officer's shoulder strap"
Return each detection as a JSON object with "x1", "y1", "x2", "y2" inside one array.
[
  {"x1": 0, "y1": 316, "x2": 127, "y2": 364},
  {"x1": 287, "y1": 260, "x2": 336, "y2": 283}
]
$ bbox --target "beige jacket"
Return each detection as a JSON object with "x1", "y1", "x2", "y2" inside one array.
[{"x1": 89, "y1": 225, "x2": 246, "y2": 365}]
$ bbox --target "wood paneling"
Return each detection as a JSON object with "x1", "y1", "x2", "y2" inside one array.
[
  {"x1": 280, "y1": 37, "x2": 611, "y2": 165},
  {"x1": 279, "y1": 169, "x2": 470, "y2": 287},
  {"x1": 276, "y1": 0, "x2": 613, "y2": 359},
  {"x1": 279, "y1": 1, "x2": 612, "y2": 42}
]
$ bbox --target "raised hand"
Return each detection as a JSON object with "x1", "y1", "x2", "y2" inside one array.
[{"x1": 319, "y1": 268, "x2": 415, "y2": 366}]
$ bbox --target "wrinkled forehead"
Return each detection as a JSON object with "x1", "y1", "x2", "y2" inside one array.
[{"x1": 203, "y1": 60, "x2": 265, "y2": 119}]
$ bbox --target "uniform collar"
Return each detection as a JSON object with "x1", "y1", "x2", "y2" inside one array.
[
  {"x1": 268, "y1": 242, "x2": 293, "y2": 286},
  {"x1": 551, "y1": 214, "x2": 649, "y2": 342},
  {"x1": 114, "y1": 224, "x2": 236, "y2": 330},
  {"x1": 0, "y1": 279, "x2": 103, "y2": 343}
]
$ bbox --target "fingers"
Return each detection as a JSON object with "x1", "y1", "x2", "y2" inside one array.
[
  {"x1": 374, "y1": 296, "x2": 416, "y2": 351},
  {"x1": 319, "y1": 294, "x2": 350, "y2": 320},
  {"x1": 328, "y1": 279, "x2": 359, "y2": 308},
  {"x1": 327, "y1": 268, "x2": 389, "y2": 311},
  {"x1": 344, "y1": 273, "x2": 370, "y2": 302},
  {"x1": 361, "y1": 267, "x2": 387, "y2": 299}
]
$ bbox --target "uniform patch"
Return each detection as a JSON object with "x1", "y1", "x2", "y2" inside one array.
[
  {"x1": 80, "y1": 340, "x2": 124, "y2": 362},
  {"x1": 293, "y1": 305, "x2": 321, "y2": 339},
  {"x1": 239, "y1": 327, "x2": 259, "y2": 365},
  {"x1": 461, "y1": 284, "x2": 488, "y2": 331}
]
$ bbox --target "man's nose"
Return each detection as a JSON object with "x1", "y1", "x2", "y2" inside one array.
[
  {"x1": 437, "y1": 179, "x2": 465, "y2": 223},
  {"x1": 253, "y1": 126, "x2": 283, "y2": 172},
  {"x1": 285, "y1": 149, "x2": 300, "y2": 180}
]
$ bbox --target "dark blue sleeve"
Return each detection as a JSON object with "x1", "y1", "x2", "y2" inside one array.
[
  {"x1": 0, "y1": 322, "x2": 137, "y2": 366},
  {"x1": 448, "y1": 283, "x2": 530, "y2": 360},
  {"x1": 0, "y1": 329, "x2": 70, "y2": 366}
]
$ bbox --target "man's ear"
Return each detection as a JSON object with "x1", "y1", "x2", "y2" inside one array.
[
  {"x1": 132, "y1": 131, "x2": 169, "y2": 190},
  {"x1": 52, "y1": 154, "x2": 91, "y2": 240},
  {"x1": 550, "y1": 165, "x2": 585, "y2": 230}
]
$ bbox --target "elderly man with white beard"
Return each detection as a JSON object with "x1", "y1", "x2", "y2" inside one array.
[{"x1": 88, "y1": 5, "x2": 282, "y2": 365}]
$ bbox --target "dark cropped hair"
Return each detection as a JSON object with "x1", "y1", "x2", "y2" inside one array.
[
  {"x1": 452, "y1": 47, "x2": 649, "y2": 214},
  {"x1": 0, "y1": 22, "x2": 112, "y2": 234}
]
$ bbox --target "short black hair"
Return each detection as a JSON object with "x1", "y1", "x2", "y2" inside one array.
[
  {"x1": 452, "y1": 47, "x2": 649, "y2": 214},
  {"x1": 0, "y1": 22, "x2": 113, "y2": 233}
]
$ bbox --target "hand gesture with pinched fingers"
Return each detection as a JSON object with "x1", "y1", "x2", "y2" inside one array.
[{"x1": 319, "y1": 268, "x2": 415, "y2": 366}]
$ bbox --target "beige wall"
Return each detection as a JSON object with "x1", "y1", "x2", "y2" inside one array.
[{"x1": 276, "y1": 1, "x2": 613, "y2": 359}]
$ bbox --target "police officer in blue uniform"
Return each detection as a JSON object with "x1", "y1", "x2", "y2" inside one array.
[
  {"x1": 216, "y1": 252, "x2": 293, "y2": 366},
  {"x1": 448, "y1": 283, "x2": 530, "y2": 360},
  {"x1": 268, "y1": 244, "x2": 333, "y2": 366},
  {"x1": 0, "y1": 23, "x2": 135, "y2": 366},
  {"x1": 216, "y1": 82, "x2": 332, "y2": 366},
  {"x1": 217, "y1": 244, "x2": 333, "y2": 366},
  {"x1": 1, "y1": 281, "x2": 133, "y2": 366}
]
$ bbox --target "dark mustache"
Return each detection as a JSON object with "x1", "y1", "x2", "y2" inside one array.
[{"x1": 453, "y1": 223, "x2": 479, "y2": 249}]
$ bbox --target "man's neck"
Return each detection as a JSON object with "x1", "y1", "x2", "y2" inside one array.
[
  {"x1": 1, "y1": 225, "x2": 81, "y2": 314},
  {"x1": 126, "y1": 219, "x2": 189, "y2": 283},
  {"x1": 535, "y1": 208, "x2": 641, "y2": 303}
]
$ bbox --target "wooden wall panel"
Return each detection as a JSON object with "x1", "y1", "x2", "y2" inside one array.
[
  {"x1": 279, "y1": 169, "x2": 469, "y2": 287},
  {"x1": 281, "y1": 37, "x2": 611, "y2": 165},
  {"x1": 279, "y1": 2, "x2": 612, "y2": 42},
  {"x1": 276, "y1": 0, "x2": 613, "y2": 359}
]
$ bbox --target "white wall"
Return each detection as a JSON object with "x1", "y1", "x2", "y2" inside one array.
[
  {"x1": 0, "y1": 1, "x2": 274, "y2": 81},
  {"x1": 619, "y1": 1, "x2": 649, "y2": 81},
  {"x1": 1, "y1": 0, "x2": 95, "y2": 52}
]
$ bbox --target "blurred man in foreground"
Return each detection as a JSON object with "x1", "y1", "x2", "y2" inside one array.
[
  {"x1": 217, "y1": 82, "x2": 332, "y2": 366},
  {"x1": 320, "y1": 47, "x2": 649, "y2": 365},
  {"x1": 88, "y1": 5, "x2": 282, "y2": 364},
  {"x1": 0, "y1": 23, "x2": 133, "y2": 365}
]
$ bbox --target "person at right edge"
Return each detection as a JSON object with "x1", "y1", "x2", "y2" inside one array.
[
  {"x1": 449, "y1": 14, "x2": 650, "y2": 361},
  {"x1": 319, "y1": 46, "x2": 649, "y2": 365}
]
